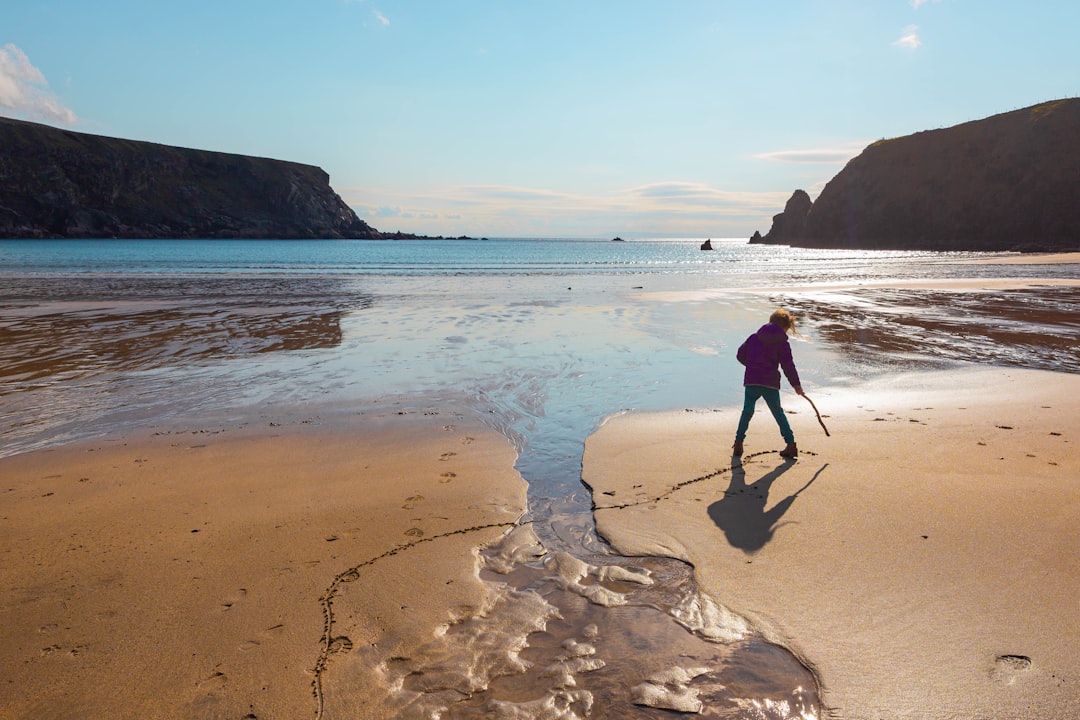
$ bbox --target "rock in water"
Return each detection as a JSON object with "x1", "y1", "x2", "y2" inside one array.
[{"x1": 760, "y1": 190, "x2": 812, "y2": 246}]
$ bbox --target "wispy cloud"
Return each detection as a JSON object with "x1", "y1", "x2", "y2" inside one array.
[
  {"x1": 627, "y1": 182, "x2": 784, "y2": 208},
  {"x1": 910, "y1": 0, "x2": 940, "y2": 8},
  {"x1": 893, "y1": 25, "x2": 923, "y2": 49},
  {"x1": 0, "y1": 44, "x2": 77, "y2": 125},
  {"x1": 754, "y1": 142, "x2": 868, "y2": 165},
  {"x1": 343, "y1": 0, "x2": 389, "y2": 27}
]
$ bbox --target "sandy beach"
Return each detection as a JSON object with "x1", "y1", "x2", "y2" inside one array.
[
  {"x1": 583, "y1": 366, "x2": 1080, "y2": 719},
  {"x1": 0, "y1": 407, "x2": 526, "y2": 719}
]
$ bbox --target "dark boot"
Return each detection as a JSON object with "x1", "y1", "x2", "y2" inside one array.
[
  {"x1": 732, "y1": 440, "x2": 744, "y2": 456},
  {"x1": 780, "y1": 442, "x2": 798, "y2": 459}
]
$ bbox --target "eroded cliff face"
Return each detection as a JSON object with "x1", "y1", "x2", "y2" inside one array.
[
  {"x1": 754, "y1": 99, "x2": 1080, "y2": 251},
  {"x1": 0, "y1": 116, "x2": 380, "y2": 239}
]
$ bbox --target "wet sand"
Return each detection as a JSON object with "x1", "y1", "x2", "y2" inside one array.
[
  {"x1": 583, "y1": 366, "x2": 1080, "y2": 719},
  {"x1": 0, "y1": 408, "x2": 526, "y2": 719},
  {"x1": 964, "y1": 251, "x2": 1080, "y2": 265}
]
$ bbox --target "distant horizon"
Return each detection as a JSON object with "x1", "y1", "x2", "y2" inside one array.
[
  {"x1": 369, "y1": 233, "x2": 755, "y2": 241},
  {"x1": 4, "y1": 2, "x2": 1079, "y2": 237}
]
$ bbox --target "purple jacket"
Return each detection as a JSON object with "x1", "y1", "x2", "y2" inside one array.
[{"x1": 737, "y1": 323, "x2": 801, "y2": 390}]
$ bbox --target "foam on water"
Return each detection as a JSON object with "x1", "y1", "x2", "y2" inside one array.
[
  {"x1": 318, "y1": 519, "x2": 818, "y2": 719},
  {"x1": 631, "y1": 666, "x2": 712, "y2": 713}
]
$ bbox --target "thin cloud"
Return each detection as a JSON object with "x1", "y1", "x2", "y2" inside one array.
[
  {"x1": 894, "y1": 25, "x2": 923, "y2": 49},
  {"x1": 910, "y1": 0, "x2": 940, "y2": 8},
  {"x1": 0, "y1": 43, "x2": 77, "y2": 125},
  {"x1": 343, "y1": 1, "x2": 390, "y2": 27},
  {"x1": 451, "y1": 185, "x2": 570, "y2": 202},
  {"x1": 627, "y1": 182, "x2": 785, "y2": 209},
  {"x1": 754, "y1": 143, "x2": 868, "y2": 165},
  {"x1": 374, "y1": 205, "x2": 412, "y2": 218}
]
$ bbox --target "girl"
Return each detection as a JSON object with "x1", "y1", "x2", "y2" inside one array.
[{"x1": 733, "y1": 308, "x2": 804, "y2": 459}]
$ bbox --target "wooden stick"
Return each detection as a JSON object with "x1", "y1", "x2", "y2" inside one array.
[{"x1": 803, "y1": 394, "x2": 831, "y2": 437}]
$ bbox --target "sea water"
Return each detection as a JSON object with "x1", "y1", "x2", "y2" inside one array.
[{"x1": 3, "y1": 237, "x2": 1079, "y2": 718}]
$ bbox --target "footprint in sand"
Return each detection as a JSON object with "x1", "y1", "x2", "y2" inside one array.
[
  {"x1": 403, "y1": 495, "x2": 424, "y2": 509},
  {"x1": 440, "y1": 472, "x2": 456, "y2": 484},
  {"x1": 404, "y1": 527, "x2": 425, "y2": 538},
  {"x1": 199, "y1": 670, "x2": 227, "y2": 689},
  {"x1": 461, "y1": 436, "x2": 474, "y2": 445},
  {"x1": 221, "y1": 588, "x2": 248, "y2": 611},
  {"x1": 328, "y1": 636, "x2": 354, "y2": 654},
  {"x1": 992, "y1": 654, "x2": 1032, "y2": 685},
  {"x1": 439, "y1": 452, "x2": 457, "y2": 461}
]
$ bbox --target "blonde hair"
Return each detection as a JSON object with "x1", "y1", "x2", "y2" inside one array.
[{"x1": 769, "y1": 308, "x2": 798, "y2": 335}]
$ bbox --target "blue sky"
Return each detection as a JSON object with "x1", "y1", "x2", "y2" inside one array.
[{"x1": 2, "y1": 1, "x2": 1078, "y2": 238}]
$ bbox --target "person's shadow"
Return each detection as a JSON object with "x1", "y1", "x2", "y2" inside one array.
[{"x1": 708, "y1": 460, "x2": 826, "y2": 553}]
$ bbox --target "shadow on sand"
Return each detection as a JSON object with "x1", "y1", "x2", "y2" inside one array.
[{"x1": 708, "y1": 459, "x2": 827, "y2": 553}]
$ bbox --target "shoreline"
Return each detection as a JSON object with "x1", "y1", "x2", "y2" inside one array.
[
  {"x1": 0, "y1": 407, "x2": 526, "y2": 719},
  {"x1": 583, "y1": 365, "x2": 1080, "y2": 718}
]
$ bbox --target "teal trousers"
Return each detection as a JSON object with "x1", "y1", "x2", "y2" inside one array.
[{"x1": 735, "y1": 385, "x2": 794, "y2": 443}]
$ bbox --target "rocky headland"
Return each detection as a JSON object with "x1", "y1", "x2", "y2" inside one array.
[
  {"x1": 752, "y1": 98, "x2": 1080, "y2": 251},
  {"x1": 0, "y1": 116, "x2": 381, "y2": 239}
]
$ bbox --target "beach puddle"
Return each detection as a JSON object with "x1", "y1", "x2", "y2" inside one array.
[{"x1": 0, "y1": 275, "x2": 375, "y2": 455}]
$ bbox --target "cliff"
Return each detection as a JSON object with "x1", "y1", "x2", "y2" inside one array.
[
  {"x1": 0, "y1": 116, "x2": 380, "y2": 239},
  {"x1": 752, "y1": 99, "x2": 1080, "y2": 251}
]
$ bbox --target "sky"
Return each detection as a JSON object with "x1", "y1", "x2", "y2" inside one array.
[{"x1": 2, "y1": 1, "x2": 1078, "y2": 238}]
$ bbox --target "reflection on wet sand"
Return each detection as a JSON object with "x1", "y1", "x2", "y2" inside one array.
[
  {"x1": 783, "y1": 286, "x2": 1080, "y2": 373},
  {"x1": 0, "y1": 276, "x2": 374, "y2": 391}
]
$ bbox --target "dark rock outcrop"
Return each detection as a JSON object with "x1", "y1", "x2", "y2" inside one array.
[
  {"x1": 753, "y1": 99, "x2": 1080, "y2": 251},
  {"x1": 754, "y1": 190, "x2": 811, "y2": 245},
  {"x1": 0, "y1": 116, "x2": 380, "y2": 239},
  {"x1": 700, "y1": 238, "x2": 713, "y2": 250}
]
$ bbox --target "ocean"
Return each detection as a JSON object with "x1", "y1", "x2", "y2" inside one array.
[{"x1": 3, "y1": 237, "x2": 1079, "y2": 718}]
